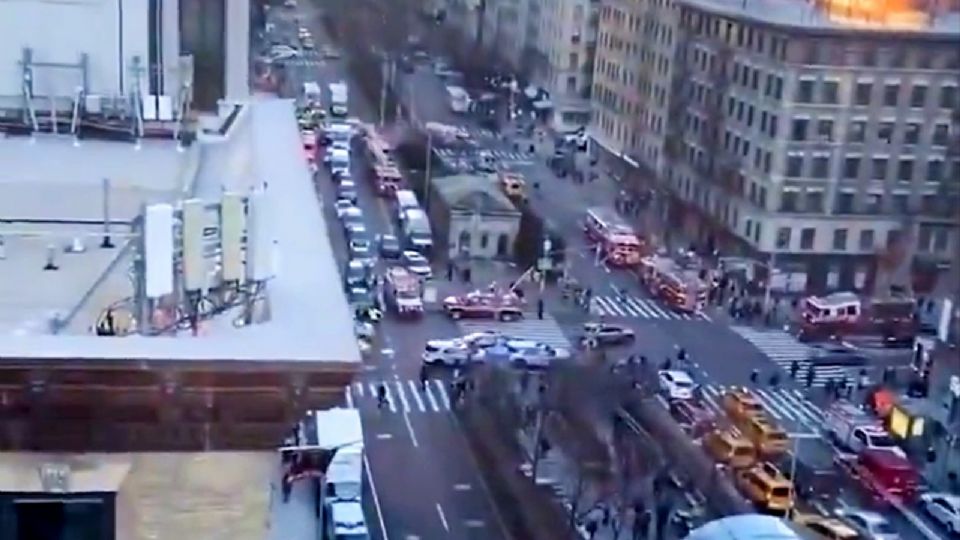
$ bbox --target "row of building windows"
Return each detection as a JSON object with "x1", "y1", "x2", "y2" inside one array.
[
  {"x1": 784, "y1": 154, "x2": 959, "y2": 184},
  {"x1": 775, "y1": 224, "x2": 950, "y2": 253},
  {"x1": 795, "y1": 78, "x2": 958, "y2": 109},
  {"x1": 790, "y1": 117, "x2": 953, "y2": 146},
  {"x1": 680, "y1": 10, "x2": 788, "y2": 63}
]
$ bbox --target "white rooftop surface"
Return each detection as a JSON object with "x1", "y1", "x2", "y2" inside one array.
[
  {"x1": 687, "y1": 515, "x2": 802, "y2": 540},
  {"x1": 683, "y1": 0, "x2": 960, "y2": 34},
  {"x1": 313, "y1": 408, "x2": 364, "y2": 449},
  {"x1": 0, "y1": 135, "x2": 188, "y2": 221},
  {"x1": 0, "y1": 98, "x2": 361, "y2": 363}
]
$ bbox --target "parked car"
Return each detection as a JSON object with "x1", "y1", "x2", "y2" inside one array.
[
  {"x1": 347, "y1": 232, "x2": 375, "y2": 264},
  {"x1": 476, "y1": 339, "x2": 570, "y2": 369},
  {"x1": 443, "y1": 290, "x2": 524, "y2": 321},
  {"x1": 579, "y1": 322, "x2": 635, "y2": 347},
  {"x1": 834, "y1": 510, "x2": 900, "y2": 540},
  {"x1": 377, "y1": 234, "x2": 402, "y2": 260},
  {"x1": 461, "y1": 330, "x2": 506, "y2": 349},
  {"x1": 919, "y1": 493, "x2": 960, "y2": 534},
  {"x1": 668, "y1": 400, "x2": 715, "y2": 437},
  {"x1": 400, "y1": 250, "x2": 432, "y2": 279},
  {"x1": 808, "y1": 344, "x2": 871, "y2": 366},
  {"x1": 422, "y1": 339, "x2": 477, "y2": 366},
  {"x1": 334, "y1": 200, "x2": 356, "y2": 219},
  {"x1": 337, "y1": 180, "x2": 359, "y2": 204},
  {"x1": 658, "y1": 370, "x2": 698, "y2": 400}
]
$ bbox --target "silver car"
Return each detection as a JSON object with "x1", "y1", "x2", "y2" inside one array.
[{"x1": 835, "y1": 510, "x2": 900, "y2": 540}]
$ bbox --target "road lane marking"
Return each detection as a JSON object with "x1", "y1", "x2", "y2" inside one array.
[
  {"x1": 402, "y1": 412, "x2": 420, "y2": 447},
  {"x1": 394, "y1": 381, "x2": 411, "y2": 412},
  {"x1": 345, "y1": 386, "x2": 354, "y2": 408},
  {"x1": 453, "y1": 483, "x2": 472, "y2": 491},
  {"x1": 407, "y1": 380, "x2": 426, "y2": 412},
  {"x1": 464, "y1": 519, "x2": 486, "y2": 528},
  {"x1": 376, "y1": 433, "x2": 393, "y2": 439},
  {"x1": 754, "y1": 388, "x2": 794, "y2": 421},
  {"x1": 424, "y1": 382, "x2": 440, "y2": 411},
  {"x1": 355, "y1": 383, "x2": 364, "y2": 397},
  {"x1": 363, "y1": 454, "x2": 391, "y2": 540},
  {"x1": 436, "y1": 503, "x2": 450, "y2": 532},
  {"x1": 433, "y1": 380, "x2": 450, "y2": 409}
]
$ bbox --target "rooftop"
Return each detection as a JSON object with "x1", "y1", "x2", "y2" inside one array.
[
  {"x1": 433, "y1": 173, "x2": 521, "y2": 215},
  {"x1": 683, "y1": 0, "x2": 960, "y2": 35},
  {"x1": 0, "y1": 98, "x2": 361, "y2": 364}
]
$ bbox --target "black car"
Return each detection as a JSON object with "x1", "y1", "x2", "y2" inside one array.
[
  {"x1": 579, "y1": 322, "x2": 635, "y2": 347},
  {"x1": 807, "y1": 344, "x2": 870, "y2": 366},
  {"x1": 377, "y1": 234, "x2": 402, "y2": 259}
]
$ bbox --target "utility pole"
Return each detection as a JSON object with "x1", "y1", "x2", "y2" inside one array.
[
  {"x1": 379, "y1": 56, "x2": 389, "y2": 127},
  {"x1": 763, "y1": 250, "x2": 777, "y2": 311},
  {"x1": 423, "y1": 131, "x2": 433, "y2": 212}
]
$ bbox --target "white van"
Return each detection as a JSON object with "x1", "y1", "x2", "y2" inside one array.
[
  {"x1": 302, "y1": 81, "x2": 322, "y2": 104},
  {"x1": 394, "y1": 190, "x2": 420, "y2": 213}
]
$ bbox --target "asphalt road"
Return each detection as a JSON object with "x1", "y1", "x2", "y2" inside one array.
[
  {"x1": 268, "y1": 4, "x2": 512, "y2": 539},
  {"x1": 394, "y1": 56, "x2": 946, "y2": 540}
]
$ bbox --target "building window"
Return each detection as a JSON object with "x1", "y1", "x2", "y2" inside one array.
[
  {"x1": 791, "y1": 118, "x2": 808, "y2": 141},
  {"x1": 859, "y1": 229, "x2": 875, "y2": 250},
  {"x1": 883, "y1": 83, "x2": 899, "y2": 106},
  {"x1": 806, "y1": 191, "x2": 824, "y2": 213},
  {"x1": 854, "y1": 82, "x2": 873, "y2": 105},
  {"x1": 835, "y1": 192, "x2": 854, "y2": 214},
  {"x1": 776, "y1": 227, "x2": 792, "y2": 249},
  {"x1": 796, "y1": 79, "x2": 815, "y2": 102},
  {"x1": 934, "y1": 228, "x2": 949, "y2": 252},
  {"x1": 800, "y1": 228, "x2": 816, "y2": 250},
  {"x1": 832, "y1": 229, "x2": 848, "y2": 251},
  {"x1": 754, "y1": 222, "x2": 762, "y2": 242},
  {"x1": 893, "y1": 194, "x2": 909, "y2": 214},
  {"x1": 909, "y1": 84, "x2": 927, "y2": 108},
  {"x1": 871, "y1": 157, "x2": 888, "y2": 180},
  {"x1": 877, "y1": 122, "x2": 895, "y2": 143},
  {"x1": 811, "y1": 156, "x2": 829, "y2": 178},
  {"x1": 941, "y1": 85, "x2": 958, "y2": 109},
  {"x1": 897, "y1": 159, "x2": 914, "y2": 182},
  {"x1": 822, "y1": 80, "x2": 839, "y2": 103},
  {"x1": 848, "y1": 121, "x2": 866, "y2": 142},
  {"x1": 781, "y1": 190, "x2": 798, "y2": 211},
  {"x1": 903, "y1": 123, "x2": 920, "y2": 145},
  {"x1": 759, "y1": 187, "x2": 768, "y2": 209},
  {"x1": 843, "y1": 157, "x2": 860, "y2": 179},
  {"x1": 886, "y1": 229, "x2": 902, "y2": 248},
  {"x1": 816, "y1": 119, "x2": 834, "y2": 141},
  {"x1": 865, "y1": 193, "x2": 883, "y2": 214},
  {"x1": 786, "y1": 155, "x2": 803, "y2": 177},
  {"x1": 769, "y1": 115, "x2": 778, "y2": 137},
  {"x1": 566, "y1": 76, "x2": 577, "y2": 93},
  {"x1": 932, "y1": 123, "x2": 949, "y2": 146},
  {"x1": 927, "y1": 160, "x2": 944, "y2": 182}
]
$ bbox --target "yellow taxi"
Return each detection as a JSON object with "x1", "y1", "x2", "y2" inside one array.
[
  {"x1": 703, "y1": 429, "x2": 756, "y2": 469},
  {"x1": 722, "y1": 388, "x2": 764, "y2": 422},
  {"x1": 794, "y1": 515, "x2": 862, "y2": 540},
  {"x1": 740, "y1": 415, "x2": 790, "y2": 456},
  {"x1": 735, "y1": 461, "x2": 795, "y2": 514},
  {"x1": 499, "y1": 172, "x2": 526, "y2": 200}
]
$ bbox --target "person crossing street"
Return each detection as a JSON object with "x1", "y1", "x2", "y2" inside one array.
[{"x1": 418, "y1": 365, "x2": 428, "y2": 391}]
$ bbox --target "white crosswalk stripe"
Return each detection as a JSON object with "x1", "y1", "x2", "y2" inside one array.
[
  {"x1": 348, "y1": 379, "x2": 453, "y2": 413},
  {"x1": 730, "y1": 326, "x2": 850, "y2": 387},
  {"x1": 701, "y1": 384, "x2": 826, "y2": 432},
  {"x1": 279, "y1": 59, "x2": 325, "y2": 67},
  {"x1": 433, "y1": 147, "x2": 533, "y2": 162},
  {"x1": 457, "y1": 316, "x2": 572, "y2": 350},
  {"x1": 589, "y1": 295, "x2": 709, "y2": 321}
]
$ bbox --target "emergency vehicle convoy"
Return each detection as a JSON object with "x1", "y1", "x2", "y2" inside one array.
[
  {"x1": 363, "y1": 127, "x2": 405, "y2": 195},
  {"x1": 583, "y1": 207, "x2": 644, "y2": 267},
  {"x1": 638, "y1": 253, "x2": 710, "y2": 314},
  {"x1": 384, "y1": 266, "x2": 424, "y2": 317},
  {"x1": 797, "y1": 291, "x2": 918, "y2": 345}
]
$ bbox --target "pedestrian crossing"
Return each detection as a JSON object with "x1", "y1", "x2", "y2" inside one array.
[
  {"x1": 590, "y1": 295, "x2": 710, "y2": 321},
  {"x1": 730, "y1": 326, "x2": 849, "y2": 387},
  {"x1": 700, "y1": 384, "x2": 825, "y2": 433},
  {"x1": 457, "y1": 316, "x2": 572, "y2": 350},
  {"x1": 433, "y1": 147, "x2": 534, "y2": 163},
  {"x1": 345, "y1": 378, "x2": 452, "y2": 414}
]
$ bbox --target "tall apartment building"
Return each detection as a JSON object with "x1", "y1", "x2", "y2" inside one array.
[
  {"x1": 531, "y1": 0, "x2": 601, "y2": 131},
  {"x1": 592, "y1": 0, "x2": 960, "y2": 293},
  {"x1": 480, "y1": 0, "x2": 532, "y2": 71}
]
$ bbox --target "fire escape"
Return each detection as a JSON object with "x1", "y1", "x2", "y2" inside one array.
[
  {"x1": 704, "y1": 44, "x2": 738, "y2": 197},
  {"x1": 663, "y1": 27, "x2": 690, "y2": 164}
]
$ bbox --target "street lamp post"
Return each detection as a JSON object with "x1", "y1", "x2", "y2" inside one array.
[{"x1": 423, "y1": 131, "x2": 434, "y2": 212}]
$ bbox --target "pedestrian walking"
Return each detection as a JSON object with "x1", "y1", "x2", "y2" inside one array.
[
  {"x1": 677, "y1": 348, "x2": 687, "y2": 362},
  {"x1": 418, "y1": 365, "x2": 428, "y2": 391},
  {"x1": 446, "y1": 261, "x2": 454, "y2": 281},
  {"x1": 537, "y1": 297, "x2": 545, "y2": 320},
  {"x1": 750, "y1": 369, "x2": 760, "y2": 384},
  {"x1": 376, "y1": 383, "x2": 388, "y2": 409},
  {"x1": 805, "y1": 364, "x2": 815, "y2": 388},
  {"x1": 661, "y1": 358, "x2": 672, "y2": 371},
  {"x1": 769, "y1": 372, "x2": 780, "y2": 387},
  {"x1": 790, "y1": 359, "x2": 800, "y2": 380},
  {"x1": 825, "y1": 378, "x2": 835, "y2": 398}
]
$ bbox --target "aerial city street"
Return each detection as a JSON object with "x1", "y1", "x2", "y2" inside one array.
[
  {"x1": 258, "y1": 0, "x2": 959, "y2": 538},
  {"x1": 0, "y1": 0, "x2": 956, "y2": 538}
]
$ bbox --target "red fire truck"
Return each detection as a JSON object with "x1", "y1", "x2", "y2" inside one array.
[
  {"x1": 372, "y1": 164, "x2": 403, "y2": 196},
  {"x1": 583, "y1": 207, "x2": 644, "y2": 267},
  {"x1": 638, "y1": 254, "x2": 709, "y2": 313},
  {"x1": 384, "y1": 267, "x2": 423, "y2": 317},
  {"x1": 796, "y1": 291, "x2": 917, "y2": 345}
]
